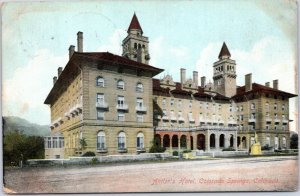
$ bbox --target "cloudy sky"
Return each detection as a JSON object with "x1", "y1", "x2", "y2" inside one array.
[{"x1": 1, "y1": 0, "x2": 298, "y2": 131}]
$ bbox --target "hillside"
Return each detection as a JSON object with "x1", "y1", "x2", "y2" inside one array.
[{"x1": 2, "y1": 116, "x2": 50, "y2": 136}]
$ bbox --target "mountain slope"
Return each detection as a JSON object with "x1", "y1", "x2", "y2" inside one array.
[{"x1": 3, "y1": 116, "x2": 50, "y2": 136}]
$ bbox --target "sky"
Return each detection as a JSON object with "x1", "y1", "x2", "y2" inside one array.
[{"x1": 1, "y1": 0, "x2": 298, "y2": 131}]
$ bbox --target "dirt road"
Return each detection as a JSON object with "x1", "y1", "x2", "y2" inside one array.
[{"x1": 3, "y1": 156, "x2": 298, "y2": 193}]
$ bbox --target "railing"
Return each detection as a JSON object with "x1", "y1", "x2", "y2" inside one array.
[
  {"x1": 162, "y1": 116, "x2": 169, "y2": 121},
  {"x1": 135, "y1": 106, "x2": 147, "y2": 112},
  {"x1": 156, "y1": 125, "x2": 238, "y2": 132},
  {"x1": 116, "y1": 104, "x2": 129, "y2": 110},
  {"x1": 266, "y1": 117, "x2": 272, "y2": 122},
  {"x1": 96, "y1": 102, "x2": 109, "y2": 109},
  {"x1": 274, "y1": 118, "x2": 280, "y2": 123},
  {"x1": 178, "y1": 117, "x2": 185, "y2": 122},
  {"x1": 248, "y1": 118, "x2": 256, "y2": 123},
  {"x1": 170, "y1": 116, "x2": 177, "y2": 121}
]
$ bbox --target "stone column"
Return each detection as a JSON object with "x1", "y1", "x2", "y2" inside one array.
[
  {"x1": 186, "y1": 134, "x2": 191, "y2": 150},
  {"x1": 215, "y1": 133, "x2": 219, "y2": 150},
  {"x1": 160, "y1": 134, "x2": 164, "y2": 147},
  {"x1": 235, "y1": 132, "x2": 238, "y2": 151},
  {"x1": 206, "y1": 130, "x2": 210, "y2": 152},
  {"x1": 193, "y1": 133, "x2": 197, "y2": 150}
]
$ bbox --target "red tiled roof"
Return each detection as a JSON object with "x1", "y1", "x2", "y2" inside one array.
[
  {"x1": 153, "y1": 79, "x2": 170, "y2": 96},
  {"x1": 218, "y1": 42, "x2": 231, "y2": 59},
  {"x1": 77, "y1": 52, "x2": 163, "y2": 73},
  {"x1": 45, "y1": 52, "x2": 163, "y2": 104},
  {"x1": 127, "y1": 13, "x2": 143, "y2": 34},
  {"x1": 232, "y1": 83, "x2": 297, "y2": 98},
  {"x1": 170, "y1": 83, "x2": 192, "y2": 95}
]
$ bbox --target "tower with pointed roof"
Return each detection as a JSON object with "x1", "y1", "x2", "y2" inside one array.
[
  {"x1": 122, "y1": 13, "x2": 150, "y2": 64},
  {"x1": 213, "y1": 42, "x2": 237, "y2": 97}
]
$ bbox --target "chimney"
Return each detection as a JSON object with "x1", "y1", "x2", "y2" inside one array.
[
  {"x1": 53, "y1": 76, "x2": 57, "y2": 85},
  {"x1": 273, "y1": 79, "x2": 278, "y2": 90},
  {"x1": 245, "y1": 73, "x2": 252, "y2": 92},
  {"x1": 58, "y1": 67, "x2": 63, "y2": 77},
  {"x1": 193, "y1": 71, "x2": 198, "y2": 87},
  {"x1": 180, "y1": 68, "x2": 186, "y2": 85},
  {"x1": 265, "y1": 82, "x2": 270, "y2": 87},
  {"x1": 201, "y1": 76, "x2": 206, "y2": 87},
  {"x1": 77, "y1": 31, "x2": 83, "y2": 52},
  {"x1": 69, "y1": 45, "x2": 75, "y2": 59}
]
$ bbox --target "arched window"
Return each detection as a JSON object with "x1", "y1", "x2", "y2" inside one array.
[
  {"x1": 96, "y1": 76, "x2": 104, "y2": 87},
  {"x1": 118, "y1": 132, "x2": 126, "y2": 150},
  {"x1": 274, "y1": 103, "x2": 278, "y2": 110},
  {"x1": 137, "y1": 132, "x2": 144, "y2": 149},
  {"x1": 251, "y1": 103, "x2": 255, "y2": 110},
  {"x1": 136, "y1": 82, "x2": 143, "y2": 92},
  {"x1": 282, "y1": 137, "x2": 286, "y2": 148},
  {"x1": 266, "y1": 136, "x2": 270, "y2": 147},
  {"x1": 265, "y1": 102, "x2": 269, "y2": 110},
  {"x1": 282, "y1": 104, "x2": 285, "y2": 111},
  {"x1": 134, "y1": 43, "x2": 137, "y2": 49},
  {"x1": 97, "y1": 131, "x2": 106, "y2": 150},
  {"x1": 117, "y1": 80, "x2": 125, "y2": 90}
]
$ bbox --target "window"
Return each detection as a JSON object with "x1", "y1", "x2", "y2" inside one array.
[
  {"x1": 229, "y1": 105, "x2": 232, "y2": 112},
  {"x1": 136, "y1": 83, "x2": 143, "y2": 92},
  {"x1": 97, "y1": 110, "x2": 104, "y2": 120},
  {"x1": 96, "y1": 76, "x2": 104, "y2": 87},
  {"x1": 137, "y1": 114, "x2": 143, "y2": 122},
  {"x1": 59, "y1": 137, "x2": 64, "y2": 148},
  {"x1": 170, "y1": 110, "x2": 175, "y2": 118},
  {"x1": 178, "y1": 100, "x2": 182, "y2": 107},
  {"x1": 274, "y1": 113, "x2": 278, "y2": 119},
  {"x1": 240, "y1": 115, "x2": 244, "y2": 121},
  {"x1": 206, "y1": 103, "x2": 209, "y2": 109},
  {"x1": 282, "y1": 114, "x2": 285, "y2": 120},
  {"x1": 162, "y1": 109, "x2": 167, "y2": 117},
  {"x1": 266, "y1": 136, "x2": 270, "y2": 146},
  {"x1": 251, "y1": 103, "x2": 255, "y2": 110},
  {"x1": 53, "y1": 137, "x2": 58, "y2": 148},
  {"x1": 178, "y1": 111, "x2": 183, "y2": 118},
  {"x1": 236, "y1": 106, "x2": 239, "y2": 112},
  {"x1": 117, "y1": 80, "x2": 125, "y2": 90},
  {"x1": 118, "y1": 132, "x2": 126, "y2": 150},
  {"x1": 199, "y1": 102, "x2": 203, "y2": 109},
  {"x1": 117, "y1": 96, "x2": 125, "y2": 107},
  {"x1": 162, "y1": 98, "x2": 166, "y2": 107},
  {"x1": 189, "y1": 100, "x2": 192, "y2": 108},
  {"x1": 250, "y1": 137, "x2": 255, "y2": 145},
  {"x1": 265, "y1": 102, "x2": 270, "y2": 110},
  {"x1": 251, "y1": 113, "x2": 256, "y2": 119},
  {"x1": 137, "y1": 132, "x2": 144, "y2": 149},
  {"x1": 97, "y1": 131, "x2": 106, "y2": 150},
  {"x1": 96, "y1": 93, "x2": 104, "y2": 104},
  {"x1": 118, "y1": 112, "x2": 125, "y2": 121},
  {"x1": 240, "y1": 106, "x2": 243, "y2": 112},
  {"x1": 274, "y1": 125, "x2": 277, "y2": 130},
  {"x1": 274, "y1": 103, "x2": 278, "y2": 110},
  {"x1": 266, "y1": 125, "x2": 269, "y2": 130},
  {"x1": 170, "y1": 99, "x2": 174, "y2": 106},
  {"x1": 218, "y1": 104, "x2": 221, "y2": 110},
  {"x1": 136, "y1": 98, "x2": 143, "y2": 108},
  {"x1": 282, "y1": 137, "x2": 286, "y2": 148},
  {"x1": 282, "y1": 104, "x2": 285, "y2": 111}
]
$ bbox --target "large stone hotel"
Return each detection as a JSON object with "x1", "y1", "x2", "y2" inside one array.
[{"x1": 44, "y1": 14, "x2": 296, "y2": 159}]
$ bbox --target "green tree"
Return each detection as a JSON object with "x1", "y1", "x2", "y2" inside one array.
[
  {"x1": 3, "y1": 130, "x2": 44, "y2": 166},
  {"x1": 80, "y1": 138, "x2": 87, "y2": 150},
  {"x1": 149, "y1": 136, "x2": 166, "y2": 153},
  {"x1": 290, "y1": 134, "x2": 298, "y2": 149}
]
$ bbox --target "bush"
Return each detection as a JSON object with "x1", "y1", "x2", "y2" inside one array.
[
  {"x1": 222, "y1": 147, "x2": 235, "y2": 151},
  {"x1": 82, "y1": 151, "x2": 96, "y2": 157},
  {"x1": 90, "y1": 157, "x2": 99, "y2": 164},
  {"x1": 149, "y1": 137, "x2": 166, "y2": 153},
  {"x1": 172, "y1": 151, "x2": 178, "y2": 156},
  {"x1": 182, "y1": 149, "x2": 192, "y2": 153},
  {"x1": 261, "y1": 145, "x2": 272, "y2": 151}
]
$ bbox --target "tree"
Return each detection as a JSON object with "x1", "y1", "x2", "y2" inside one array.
[
  {"x1": 290, "y1": 134, "x2": 298, "y2": 149},
  {"x1": 80, "y1": 138, "x2": 87, "y2": 150},
  {"x1": 149, "y1": 136, "x2": 166, "y2": 153},
  {"x1": 3, "y1": 130, "x2": 44, "y2": 166}
]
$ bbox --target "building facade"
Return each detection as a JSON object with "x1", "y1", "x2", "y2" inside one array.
[{"x1": 44, "y1": 14, "x2": 296, "y2": 159}]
